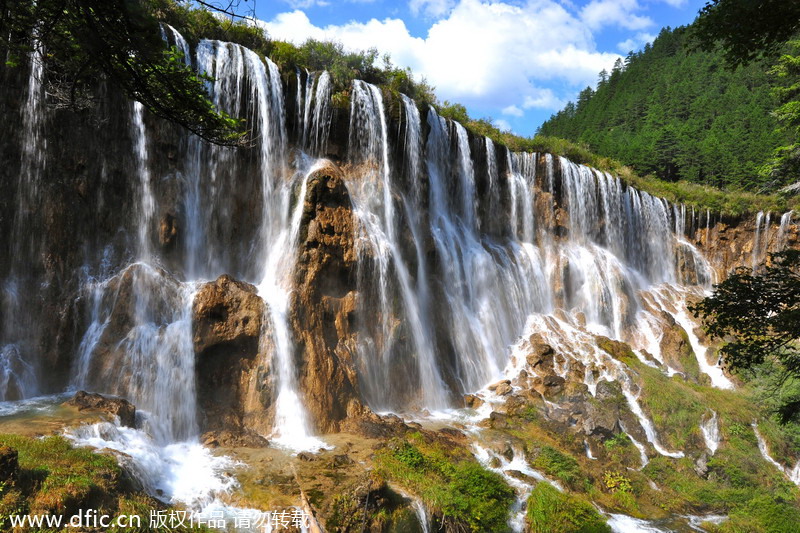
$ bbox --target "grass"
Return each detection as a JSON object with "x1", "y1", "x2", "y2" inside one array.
[
  {"x1": 374, "y1": 432, "x2": 515, "y2": 532},
  {"x1": 526, "y1": 482, "x2": 611, "y2": 533},
  {"x1": 0, "y1": 434, "x2": 206, "y2": 532}
]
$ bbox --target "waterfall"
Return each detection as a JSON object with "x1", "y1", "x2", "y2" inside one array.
[
  {"x1": 256, "y1": 160, "x2": 327, "y2": 452},
  {"x1": 310, "y1": 71, "x2": 332, "y2": 155},
  {"x1": 752, "y1": 211, "x2": 773, "y2": 271},
  {"x1": 347, "y1": 81, "x2": 447, "y2": 409},
  {"x1": 0, "y1": 39, "x2": 47, "y2": 400},
  {"x1": 701, "y1": 410, "x2": 720, "y2": 455},
  {"x1": 777, "y1": 210, "x2": 794, "y2": 250},
  {"x1": 131, "y1": 102, "x2": 155, "y2": 259}
]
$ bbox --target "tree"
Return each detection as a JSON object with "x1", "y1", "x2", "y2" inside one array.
[
  {"x1": 761, "y1": 41, "x2": 800, "y2": 187},
  {"x1": 692, "y1": 0, "x2": 800, "y2": 67},
  {"x1": 1, "y1": 0, "x2": 257, "y2": 146},
  {"x1": 691, "y1": 250, "x2": 800, "y2": 421}
]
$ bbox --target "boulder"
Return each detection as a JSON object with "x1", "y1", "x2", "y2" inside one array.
[
  {"x1": 464, "y1": 394, "x2": 484, "y2": 409},
  {"x1": 66, "y1": 390, "x2": 136, "y2": 427},
  {"x1": 523, "y1": 334, "x2": 555, "y2": 373},
  {"x1": 488, "y1": 380, "x2": 513, "y2": 396}
]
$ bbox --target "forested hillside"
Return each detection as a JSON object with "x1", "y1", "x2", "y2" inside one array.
[{"x1": 538, "y1": 26, "x2": 788, "y2": 191}]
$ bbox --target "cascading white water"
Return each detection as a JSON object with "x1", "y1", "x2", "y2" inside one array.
[
  {"x1": 777, "y1": 211, "x2": 794, "y2": 251},
  {"x1": 701, "y1": 410, "x2": 720, "y2": 455},
  {"x1": 347, "y1": 81, "x2": 448, "y2": 409}
]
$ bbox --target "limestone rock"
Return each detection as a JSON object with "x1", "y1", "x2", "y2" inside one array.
[
  {"x1": 66, "y1": 390, "x2": 136, "y2": 427},
  {"x1": 489, "y1": 379, "x2": 513, "y2": 396},
  {"x1": 464, "y1": 394, "x2": 484, "y2": 409},
  {"x1": 523, "y1": 334, "x2": 555, "y2": 373}
]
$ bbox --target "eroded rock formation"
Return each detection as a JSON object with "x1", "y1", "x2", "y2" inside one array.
[{"x1": 290, "y1": 163, "x2": 366, "y2": 433}]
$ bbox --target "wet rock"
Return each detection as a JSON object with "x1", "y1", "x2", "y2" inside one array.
[
  {"x1": 331, "y1": 454, "x2": 354, "y2": 468},
  {"x1": 66, "y1": 390, "x2": 136, "y2": 427},
  {"x1": 0, "y1": 446, "x2": 19, "y2": 482},
  {"x1": 659, "y1": 312, "x2": 701, "y2": 381},
  {"x1": 489, "y1": 379, "x2": 513, "y2": 396},
  {"x1": 531, "y1": 375, "x2": 566, "y2": 399},
  {"x1": 506, "y1": 469, "x2": 537, "y2": 484},
  {"x1": 464, "y1": 394, "x2": 484, "y2": 409},
  {"x1": 200, "y1": 430, "x2": 269, "y2": 448},
  {"x1": 158, "y1": 212, "x2": 178, "y2": 250},
  {"x1": 488, "y1": 411, "x2": 509, "y2": 429},
  {"x1": 523, "y1": 334, "x2": 555, "y2": 373},
  {"x1": 694, "y1": 452, "x2": 709, "y2": 477}
]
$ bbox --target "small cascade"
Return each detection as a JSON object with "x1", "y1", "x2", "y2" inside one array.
[
  {"x1": 472, "y1": 443, "x2": 557, "y2": 532},
  {"x1": 700, "y1": 410, "x2": 720, "y2": 455},
  {"x1": 752, "y1": 211, "x2": 772, "y2": 271},
  {"x1": 752, "y1": 420, "x2": 799, "y2": 486},
  {"x1": 777, "y1": 210, "x2": 794, "y2": 250},
  {"x1": 410, "y1": 498, "x2": 430, "y2": 533},
  {"x1": 161, "y1": 23, "x2": 191, "y2": 64},
  {"x1": 752, "y1": 422, "x2": 787, "y2": 474}
]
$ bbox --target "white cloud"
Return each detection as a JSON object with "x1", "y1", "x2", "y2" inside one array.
[
  {"x1": 502, "y1": 105, "x2": 524, "y2": 117},
  {"x1": 617, "y1": 32, "x2": 655, "y2": 53},
  {"x1": 580, "y1": 0, "x2": 653, "y2": 30},
  {"x1": 493, "y1": 118, "x2": 512, "y2": 132},
  {"x1": 261, "y1": 0, "x2": 621, "y2": 115},
  {"x1": 409, "y1": 0, "x2": 456, "y2": 18},
  {"x1": 522, "y1": 88, "x2": 566, "y2": 110},
  {"x1": 281, "y1": 0, "x2": 330, "y2": 8}
]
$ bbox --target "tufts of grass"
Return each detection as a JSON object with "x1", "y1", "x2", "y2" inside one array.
[
  {"x1": 526, "y1": 482, "x2": 611, "y2": 533},
  {"x1": 374, "y1": 432, "x2": 515, "y2": 532}
]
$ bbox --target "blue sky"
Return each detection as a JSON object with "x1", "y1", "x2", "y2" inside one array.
[{"x1": 254, "y1": 0, "x2": 707, "y2": 136}]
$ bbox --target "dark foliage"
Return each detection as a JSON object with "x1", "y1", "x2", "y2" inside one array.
[
  {"x1": 691, "y1": 250, "x2": 800, "y2": 420},
  {"x1": 691, "y1": 0, "x2": 800, "y2": 67},
  {"x1": 1, "y1": 0, "x2": 248, "y2": 146}
]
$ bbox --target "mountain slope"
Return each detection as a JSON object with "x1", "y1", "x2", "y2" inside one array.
[{"x1": 538, "y1": 26, "x2": 786, "y2": 191}]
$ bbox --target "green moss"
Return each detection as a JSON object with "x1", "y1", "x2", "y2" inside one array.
[
  {"x1": 374, "y1": 433, "x2": 514, "y2": 532},
  {"x1": 526, "y1": 482, "x2": 611, "y2": 533}
]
